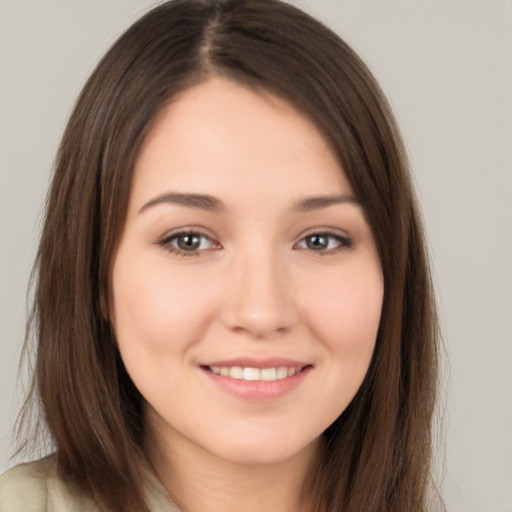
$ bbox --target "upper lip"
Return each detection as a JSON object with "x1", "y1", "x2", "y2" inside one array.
[{"x1": 200, "y1": 357, "x2": 311, "y2": 369}]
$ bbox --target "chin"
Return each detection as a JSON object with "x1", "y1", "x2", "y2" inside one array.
[{"x1": 207, "y1": 433, "x2": 319, "y2": 468}]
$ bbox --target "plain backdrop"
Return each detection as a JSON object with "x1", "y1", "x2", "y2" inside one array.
[{"x1": 1, "y1": 1, "x2": 511, "y2": 511}]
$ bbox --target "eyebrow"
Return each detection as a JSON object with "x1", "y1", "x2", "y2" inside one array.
[
  {"x1": 139, "y1": 191, "x2": 360, "y2": 214},
  {"x1": 139, "y1": 192, "x2": 225, "y2": 213},
  {"x1": 294, "y1": 194, "x2": 360, "y2": 211}
]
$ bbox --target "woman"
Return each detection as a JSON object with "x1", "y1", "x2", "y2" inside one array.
[{"x1": 0, "y1": 0, "x2": 442, "y2": 511}]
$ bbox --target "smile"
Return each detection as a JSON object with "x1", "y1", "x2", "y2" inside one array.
[
  {"x1": 207, "y1": 366, "x2": 303, "y2": 381},
  {"x1": 200, "y1": 361, "x2": 312, "y2": 401}
]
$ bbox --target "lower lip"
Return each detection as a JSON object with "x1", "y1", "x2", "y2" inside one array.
[{"x1": 201, "y1": 367, "x2": 312, "y2": 401}]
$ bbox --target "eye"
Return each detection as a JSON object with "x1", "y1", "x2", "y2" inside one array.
[
  {"x1": 159, "y1": 230, "x2": 219, "y2": 256},
  {"x1": 295, "y1": 232, "x2": 352, "y2": 254}
]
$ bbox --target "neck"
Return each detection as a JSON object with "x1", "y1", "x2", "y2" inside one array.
[{"x1": 146, "y1": 431, "x2": 319, "y2": 512}]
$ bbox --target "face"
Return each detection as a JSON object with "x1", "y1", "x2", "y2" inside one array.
[{"x1": 111, "y1": 78, "x2": 383, "y2": 468}]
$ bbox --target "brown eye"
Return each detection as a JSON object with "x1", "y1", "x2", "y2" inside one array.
[
  {"x1": 305, "y1": 234, "x2": 330, "y2": 250},
  {"x1": 296, "y1": 232, "x2": 353, "y2": 253},
  {"x1": 176, "y1": 233, "x2": 202, "y2": 251},
  {"x1": 160, "y1": 231, "x2": 218, "y2": 256}
]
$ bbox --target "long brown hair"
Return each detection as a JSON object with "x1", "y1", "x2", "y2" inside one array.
[{"x1": 17, "y1": 1, "x2": 443, "y2": 510}]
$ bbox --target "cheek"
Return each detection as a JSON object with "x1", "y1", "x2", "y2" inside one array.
[
  {"x1": 299, "y1": 259, "x2": 383, "y2": 393},
  {"x1": 111, "y1": 254, "x2": 223, "y2": 413},
  {"x1": 272, "y1": 259, "x2": 383, "y2": 441},
  {"x1": 112, "y1": 254, "x2": 218, "y2": 360},
  {"x1": 304, "y1": 265, "x2": 383, "y2": 346}
]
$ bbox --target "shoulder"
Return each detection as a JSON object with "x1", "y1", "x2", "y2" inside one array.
[
  {"x1": 0, "y1": 456, "x2": 52, "y2": 511},
  {"x1": 0, "y1": 456, "x2": 180, "y2": 512},
  {"x1": 0, "y1": 455, "x2": 100, "y2": 512}
]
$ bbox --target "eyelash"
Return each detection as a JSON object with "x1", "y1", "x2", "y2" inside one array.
[
  {"x1": 158, "y1": 230, "x2": 219, "y2": 257},
  {"x1": 295, "y1": 232, "x2": 353, "y2": 255},
  {"x1": 157, "y1": 230, "x2": 353, "y2": 257}
]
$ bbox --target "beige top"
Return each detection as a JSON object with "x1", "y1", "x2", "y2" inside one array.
[{"x1": 0, "y1": 456, "x2": 180, "y2": 511}]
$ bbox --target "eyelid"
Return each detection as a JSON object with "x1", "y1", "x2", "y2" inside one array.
[
  {"x1": 157, "y1": 226, "x2": 221, "y2": 256},
  {"x1": 294, "y1": 226, "x2": 351, "y2": 241},
  {"x1": 155, "y1": 226, "x2": 353, "y2": 257},
  {"x1": 293, "y1": 228, "x2": 354, "y2": 253},
  {"x1": 158, "y1": 224, "x2": 217, "y2": 240}
]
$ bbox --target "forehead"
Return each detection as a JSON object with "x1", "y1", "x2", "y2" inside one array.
[{"x1": 130, "y1": 77, "x2": 352, "y2": 210}]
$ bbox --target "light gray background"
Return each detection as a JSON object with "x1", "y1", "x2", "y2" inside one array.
[{"x1": 1, "y1": 1, "x2": 511, "y2": 511}]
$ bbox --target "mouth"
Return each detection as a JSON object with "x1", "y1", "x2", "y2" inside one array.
[
  {"x1": 201, "y1": 364, "x2": 311, "y2": 381},
  {"x1": 199, "y1": 360, "x2": 313, "y2": 400}
]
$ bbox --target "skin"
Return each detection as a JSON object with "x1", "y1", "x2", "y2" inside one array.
[{"x1": 111, "y1": 77, "x2": 383, "y2": 512}]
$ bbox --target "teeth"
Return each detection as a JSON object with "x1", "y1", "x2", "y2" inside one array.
[
  {"x1": 276, "y1": 367, "x2": 288, "y2": 379},
  {"x1": 229, "y1": 366, "x2": 243, "y2": 379},
  {"x1": 243, "y1": 367, "x2": 260, "y2": 381},
  {"x1": 261, "y1": 368, "x2": 276, "y2": 381},
  {"x1": 208, "y1": 365, "x2": 301, "y2": 381}
]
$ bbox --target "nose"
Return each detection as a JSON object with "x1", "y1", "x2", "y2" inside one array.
[{"x1": 220, "y1": 246, "x2": 298, "y2": 338}]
